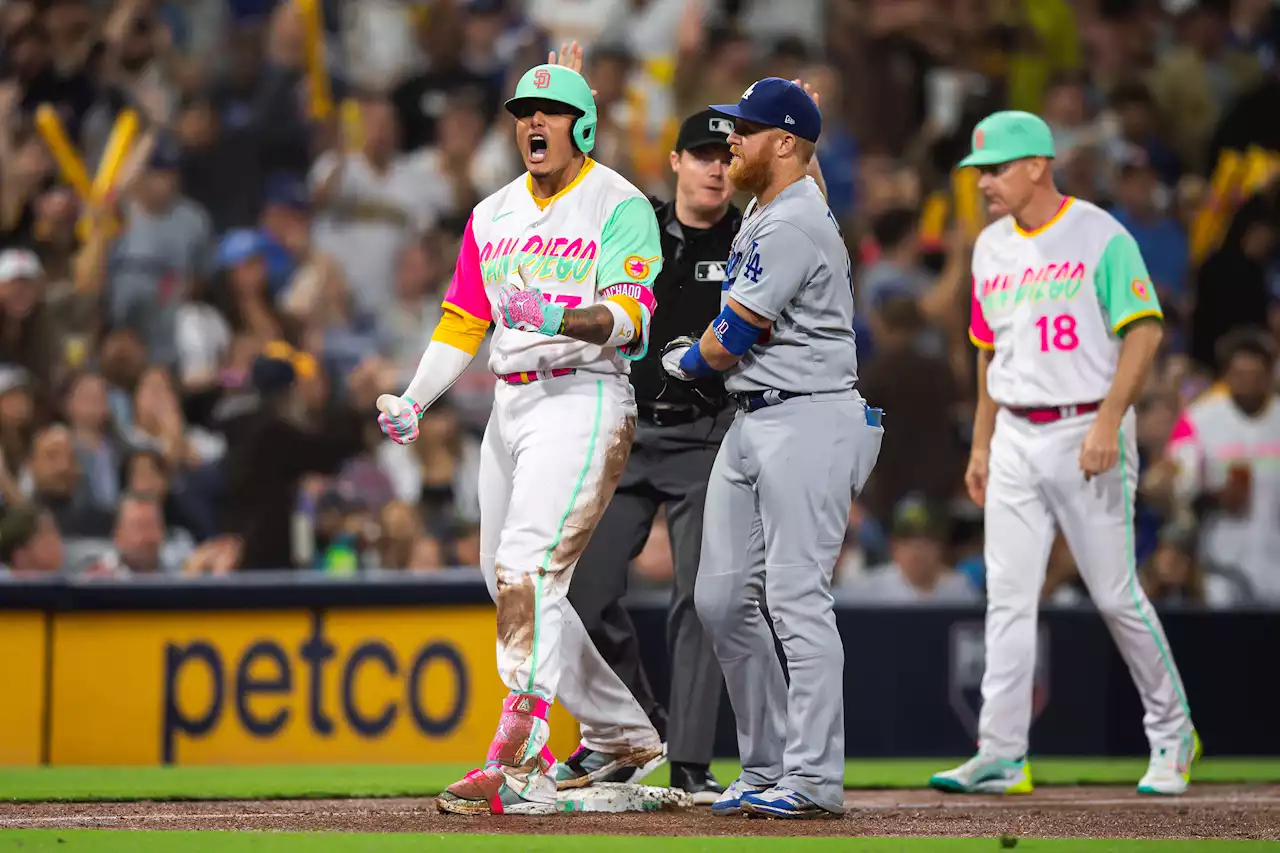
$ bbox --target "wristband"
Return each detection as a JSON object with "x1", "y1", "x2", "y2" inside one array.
[{"x1": 678, "y1": 341, "x2": 719, "y2": 378}]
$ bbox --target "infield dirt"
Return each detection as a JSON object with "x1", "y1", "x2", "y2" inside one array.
[{"x1": 1, "y1": 785, "x2": 1276, "y2": 840}]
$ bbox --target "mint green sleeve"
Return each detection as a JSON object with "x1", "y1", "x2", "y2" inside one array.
[
  {"x1": 596, "y1": 195, "x2": 663, "y2": 361},
  {"x1": 1097, "y1": 231, "x2": 1163, "y2": 334},
  {"x1": 597, "y1": 196, "x2": 663, "y2": 289}
]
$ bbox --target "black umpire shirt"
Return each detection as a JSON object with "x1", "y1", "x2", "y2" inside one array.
[{"x1": 630, "y1": 196, "x2": 742, "y2": 410}]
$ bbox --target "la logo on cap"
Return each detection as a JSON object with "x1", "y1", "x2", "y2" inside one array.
[{"x1": 974, "y1": 129, "x2": 985, "y2": 149}]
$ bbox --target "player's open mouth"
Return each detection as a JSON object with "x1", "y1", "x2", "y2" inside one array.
[{"x1": 528, "y1": 134, "x2": 548, "y2": 164}]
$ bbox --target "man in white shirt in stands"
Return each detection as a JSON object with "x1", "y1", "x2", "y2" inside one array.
[
  {"x1": 309, "y1": 96, "x2": 447, "y2": 320},
  {"x1": 1165, "y1": 328, "x2": 1280, "y2": 602}
]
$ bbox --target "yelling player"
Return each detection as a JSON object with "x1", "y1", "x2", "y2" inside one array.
[
  {"x1": 929, "y1": 111, "x2": 1198, "y2": 797},
  {"x1": 377, "y1": 62, "x2": 665, "y2": 816}
]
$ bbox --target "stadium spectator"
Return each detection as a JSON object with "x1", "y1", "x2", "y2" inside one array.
[
  {"x1": 1164, "y1": 329, "x2": 1280, "y2": 601},
  {"x1": 22, "y1": 424, "x2": 112, "y2": 538},
  {"x1": 62, "y1": 371, "x2": 124, "y2": 510},
  {"x1": 841, "y1": 496, "x2": 980, "y2": 605},
  {"x1": 0, "y1": 502, "x2": 64, "y2": 576},
  {"x1": 857, "y1": 297, "x2": 964, "y2": 528},
  {"x1": 1139, "y1": 513, "x2": 1247, "y2": 609},
  {"x1": 82, "y1": 491, "x2": 182, "y2": 576}
]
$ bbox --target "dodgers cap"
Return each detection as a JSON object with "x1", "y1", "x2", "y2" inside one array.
[{"x1": 710, "y1": 77, "x2": 821, "y2": 144}]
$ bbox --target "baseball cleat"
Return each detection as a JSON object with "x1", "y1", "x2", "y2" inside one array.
[
  {"x1": 740, "y1": 786, "x2": 838, "y2": 819},
  {"x1": 551, "y1": 743, "x2": 666, "y2": 790},
  {"x1": 669, "y1": 762, "x2": 726, "y2": 805},
  {"x1": 710, "y1": 778, "x2": 767, "y2": 816},
  {"x1": 929, "y1": 754, "x2": 1034, "y2": 795},
  {"x1": 1137, "y1": 729, "x2": 1202, "y2": 796},
  {"x1": 436, "y1": 767, "x2": 558, "y2": 816}
]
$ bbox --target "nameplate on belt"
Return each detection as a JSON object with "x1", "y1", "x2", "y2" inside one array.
[{"x1": 695, "y1": 261, "x2": 727, "y2": 282}]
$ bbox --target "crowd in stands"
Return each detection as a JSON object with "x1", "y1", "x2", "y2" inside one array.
[{"x1": 0, "y1": 0, "x2": 1277, "y2": 610}]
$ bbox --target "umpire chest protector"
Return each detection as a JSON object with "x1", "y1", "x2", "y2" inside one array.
[{"x1": 629, "y1": 197, "x2": 741, "y2": 407}]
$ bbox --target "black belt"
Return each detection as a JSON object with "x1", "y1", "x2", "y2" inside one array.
[
  {"x1": 730, "y1": 390, "x2": 805, "y2": 413},
  {"x1": 637, "y1": 401, "x2": 702, "y2": 427}
]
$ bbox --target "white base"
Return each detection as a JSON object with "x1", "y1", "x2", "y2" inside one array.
[{"x1": 556, "y1": 783, "x2": 694, "y2": 813}]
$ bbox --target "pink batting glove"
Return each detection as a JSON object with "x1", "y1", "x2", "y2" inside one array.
[
  {"x1": 497, "y1": 267, "x2": 565, "y2": 336},
  {"x1": 377, "y1": 394, "x2": 422, "y2": 444}
]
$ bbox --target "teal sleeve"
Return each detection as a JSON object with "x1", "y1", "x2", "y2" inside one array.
[
  {"x1": 1097, "y1": 231, "x2": 1163, "y2": 334},
  {"x1": 596, "y1": 196, "x2": 662, "y2": 361},
  {"x1": 597, "y1": 196, "x2": 664, "y2": 290}
]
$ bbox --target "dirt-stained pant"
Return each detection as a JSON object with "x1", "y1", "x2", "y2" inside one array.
[{"x1": 479, "y1": 372, "x2": 663, "y2": 755}]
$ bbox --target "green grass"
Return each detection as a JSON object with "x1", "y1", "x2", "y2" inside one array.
[
  {"x1": 0, "y1": 832, "x2": 1273, "y2": 853},
  {"x1": 0, "y1": 758, "x2": 1276, "y2": 803}
]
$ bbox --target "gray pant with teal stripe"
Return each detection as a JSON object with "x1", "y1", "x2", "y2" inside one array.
[{"x1": 979, "y1": 407, "x2": 1194, "y2": 758}]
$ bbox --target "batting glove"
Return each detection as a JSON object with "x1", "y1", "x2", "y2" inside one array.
[
  {"x1": 497, "y1": 266, "x2": 564, "y2": 337},
  {"x1": 377, "y1": 394, "x2": 423, "y2": 444},
  {"x1": 660, "y1": 335, "x2": 699, "y2": 381}
]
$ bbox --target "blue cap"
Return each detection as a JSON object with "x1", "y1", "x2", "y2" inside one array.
[
  {"x1": 264, "y1": 173, "x2": 309, "y2": 211},
  {"x1": 710, "y1": 77, "x2": 821, "y2": 144},
  {"x1": 216, "y1": 228, "x2": 268, "y2": 269}
]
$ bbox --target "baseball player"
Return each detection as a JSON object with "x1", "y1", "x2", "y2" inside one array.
[
  {"x1": 377, "y1": 63, "x2": 665, "y2": 816},
  {"x1": 663, "y1": 78, "x2": 883, "y2": 819},
  {"x1": 929, "y1": 111, "x2": 1199, "y2": 797}
]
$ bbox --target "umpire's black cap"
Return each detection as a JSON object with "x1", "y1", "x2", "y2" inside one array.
[{"x1": 675, "y1": 109, "x2": 735, "y2": 153}]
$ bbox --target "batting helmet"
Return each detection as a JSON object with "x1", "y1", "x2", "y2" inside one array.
[{"x1": 504, "y1": 64, "x2": 598, "y2": 154}]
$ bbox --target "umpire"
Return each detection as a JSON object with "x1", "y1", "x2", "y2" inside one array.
[{"x1": 566, "y1": 109, "x2": 740, "y2": 802}]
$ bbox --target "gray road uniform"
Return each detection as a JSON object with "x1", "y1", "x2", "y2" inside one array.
[{"x1": 693, "y1": 175, "x2": 883, "y2": 812}]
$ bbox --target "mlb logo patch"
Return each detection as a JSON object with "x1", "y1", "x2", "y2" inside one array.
[
  {"x1": 695, "y1": 261, "x2": 727, "y2": 282},
  {"x1": 974, "y1": 129, "x2": 985, "y2": 149},
  {"x1": 709, "y1": 118, "x2": 734, "y2": 135}
]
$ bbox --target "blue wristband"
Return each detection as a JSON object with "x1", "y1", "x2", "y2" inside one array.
[
  {"x1": 711, "y1": 304, "x2": 762, "y2": 356},
  {"x1": 678, "y1": 341, "x2": 718, "y2": 378}
]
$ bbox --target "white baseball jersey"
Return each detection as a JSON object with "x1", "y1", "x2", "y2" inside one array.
[
  {"x1": 969, "y1": 197, "x2": 1162, "y2": 406},
  {"x1": 1166, "y1": 389, "x2": 1280, "y2": 600},
  {"x1": 441, "y1": 158, "x2": 662, "y2": 378}
]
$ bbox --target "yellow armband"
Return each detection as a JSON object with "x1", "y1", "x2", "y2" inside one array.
[{"x1": 432, "y1": 303, "x2": 492, "y2": 356}]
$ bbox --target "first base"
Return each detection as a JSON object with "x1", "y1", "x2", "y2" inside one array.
[{"x1": 556, "y1": 783, "x2": 694, "y2": 813}]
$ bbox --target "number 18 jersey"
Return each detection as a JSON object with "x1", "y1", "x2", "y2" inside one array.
[{"x1": 969, "y1": 197, "x2": 1162, "y2": 408}]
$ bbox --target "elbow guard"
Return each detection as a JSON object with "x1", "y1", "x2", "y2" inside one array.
[{"x1": 712, "y1": 305, "x2": 763, "y2": 357}]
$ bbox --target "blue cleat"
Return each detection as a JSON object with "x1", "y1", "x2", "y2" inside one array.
[
  {"x1": 710, "y1": 778, "x2": 766, "y2": 816},
  {"x1": 740, "y1": 786, "x2": 838, "y2": 819}
]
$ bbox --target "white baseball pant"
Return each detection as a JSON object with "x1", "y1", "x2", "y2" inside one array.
[
  {"x1": 979, "y1": 406, "x2": 1193, "y2": 758},
  {"x1": 478, "y1": 371, "x2": 662, "y2": 753}
]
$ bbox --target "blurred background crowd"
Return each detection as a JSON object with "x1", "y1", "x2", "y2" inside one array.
[{"x1": 0, "y1": 0, "x2": 1277, "y2": 611}]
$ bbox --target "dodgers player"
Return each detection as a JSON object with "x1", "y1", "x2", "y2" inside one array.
[
  {"x1": 662, "y1": 78, "x2": 883, "y2": 819},
  {"x1": 377, "y1": 63, "x2": 665, "y2": 816},
  {"x1": 929, "y1": 111, "x2": 1199, "y2": 797}
]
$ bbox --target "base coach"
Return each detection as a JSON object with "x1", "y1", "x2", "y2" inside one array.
[{"x1": 565, "y1": 109, "x2": 741, "y2": 801}]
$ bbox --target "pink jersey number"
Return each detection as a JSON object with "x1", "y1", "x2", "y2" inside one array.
[
  {"x1": 1035, "y1": 314, "x2": 1079, "y2": 352},
  {"x1": 549, "y1": 294, "x2": 582, "y2": 309}
]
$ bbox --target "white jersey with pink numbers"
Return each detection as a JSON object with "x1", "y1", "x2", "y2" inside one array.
[
  {"x1": 1166, "y1": 389, "x2": 1280, "y2": 601},
  {"x1": 441, "y1": 158, "x2": 662, "y2": 378},
  {"x1": 969, "y1": 197, "x2": 1163, "y2": 407}
]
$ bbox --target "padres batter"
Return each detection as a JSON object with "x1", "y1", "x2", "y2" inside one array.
[
  {"x1": 929, "y1": 111, "x2": 1199, "y2": 797},
  {"x1": 377, "y1": 63, "x2": 664, "y2": 816},
  {"x1": 663, "y1": 78, "x2": 883, "y2": 819}
]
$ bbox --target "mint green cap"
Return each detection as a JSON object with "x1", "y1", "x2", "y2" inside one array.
[{"x1": 957, "y1": 110, "x2": 1055, "y2": 168}]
